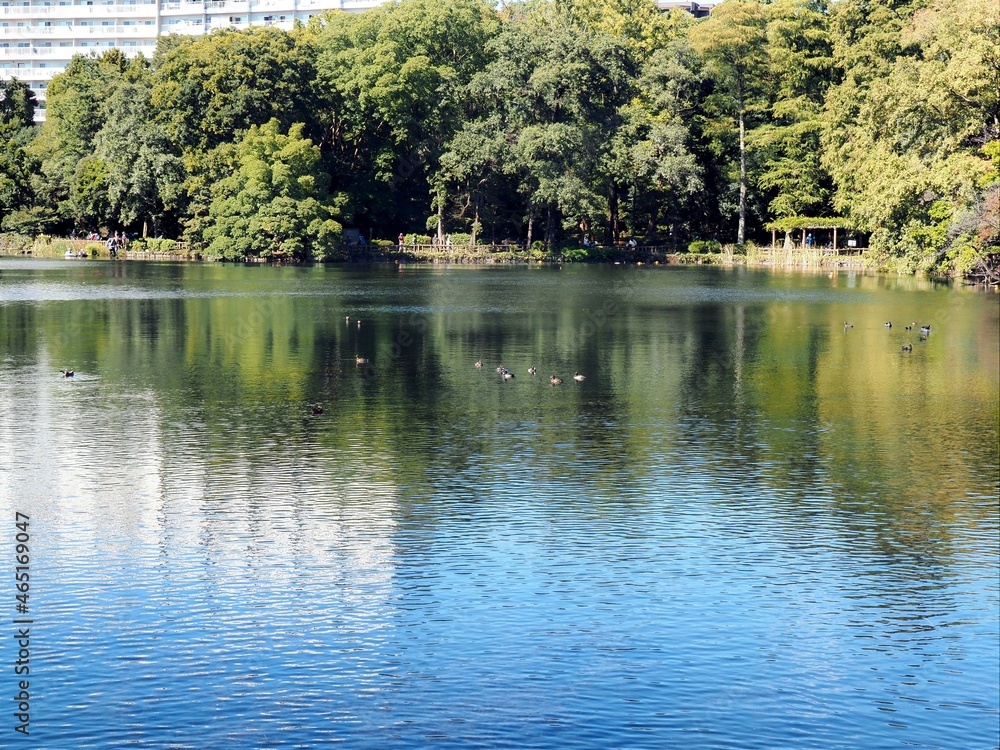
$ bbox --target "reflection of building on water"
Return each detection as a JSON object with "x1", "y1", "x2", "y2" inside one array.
[{"x1": 1, "y1": 351, "x2": 401, "y2": 627}]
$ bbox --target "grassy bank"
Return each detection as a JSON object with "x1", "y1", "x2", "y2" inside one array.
[
  {"x1": 0, "y1": 233, "x2": 875, "y2": 272},
  {"x1": 0, "y1": 234, "x2": 201, "y2": 260}
]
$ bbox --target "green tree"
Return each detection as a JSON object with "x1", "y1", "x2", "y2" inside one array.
[
  {"x1": 440, "y1": 3, "x2": 632, "y2": 246},
  {"x1": 28, "y1": 50, "x2": 133, "y2": 230},
  {"x1": 151, "y1": 27, "x2": 317, "y2": 153},
  {"x1": 311, "y1": 0, "x2": 500, "y2": 234},
  {"x1": 607, "y1": 40, "x2": 704, "y2": 243},
  {"x1": 751, "y1": 0, "x2": 835, "y2": 221},
  {"x1": 94, "y1": 78, "x2": 186, "y2": 236},
  {"x1": 822, "y1": 0, "x2": 999, "y2": 269},
  {"x1": 0, "y1": 79, "x2": 39, "y2": 231},
  {"x1": 690, "y1": 0, "x2": 768, "y2": 244},
  {"x1": 202, "y1": 119, "x2": 343, "y2": 260}
]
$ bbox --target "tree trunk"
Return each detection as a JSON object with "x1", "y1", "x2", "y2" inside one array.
[
  {"x1": 608, "y1": 185, "x2": 619, "y2": 245},
  {"x1": 738, "y1": 95, "x2": 747, "y2": 246},
  {"x1": 471, "y1": 201, "x2": 479, "y2": 246},
  {"x1": 526, "y1": 204, "x2": 534, "y2": 249},
  {"x1": 545, "y1": 203, "x2": 556, "y2": 247},
  {"x1": 436, "y1": 197, "x2": 444, "y2": 245}
]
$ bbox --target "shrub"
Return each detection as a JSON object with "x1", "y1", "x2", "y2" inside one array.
[
  {"x1": 687, "y1": 239, "x2": 721, "y2": 254},
  {"x1": 561, "y1": 247, "x2": 589, "y2": 262}
]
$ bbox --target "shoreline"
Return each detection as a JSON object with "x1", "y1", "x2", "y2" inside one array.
[{"x1": 1, "y1": 235, "x2": 871, "y2": 271}]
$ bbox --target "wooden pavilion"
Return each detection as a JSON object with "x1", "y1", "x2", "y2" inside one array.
[{"x1": 765, "y1": 217, "x2": 866, "y2": 254}]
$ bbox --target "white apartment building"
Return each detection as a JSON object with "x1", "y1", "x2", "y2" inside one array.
[{"x1": 0, "y1": 0, "x2": 384, "y2": 121}]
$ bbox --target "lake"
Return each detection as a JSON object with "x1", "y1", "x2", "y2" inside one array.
[{"x1": 0, "y1": 259, "x2": 997, "y2": 749}]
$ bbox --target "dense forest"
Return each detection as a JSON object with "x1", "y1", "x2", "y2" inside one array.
[{"x1": 0, "y1": 0, "x2": 997, "y2": 274}]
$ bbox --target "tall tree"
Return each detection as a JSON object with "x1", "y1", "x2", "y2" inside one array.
[
  {"x1": 751, "y1": 0, "x2": 835, "y2": 221},
  {"x1": 0, "y1": 79, "x2": 39, "y2": 232},
  {"x1": 822, "y1": 0, "x2": 999, "y2": 267},
  {"x1": 151, "y1": 27, "x2": 317, "y2": 153},
  {"x1": 202, "y1": 119, "x2": 343, "y2": 260},
  {"x1": 94, "y1": 77, "x2": 186, "y2": 236},
  {"x1": 439, "y1": 2, "x2": 632, "y2": 246},
  {"x1": 311, "y1": 0, "x2": 500, "y2": 233},
  {"x1": 690, "y1": 0, "x2": 768, "y2": 244}
]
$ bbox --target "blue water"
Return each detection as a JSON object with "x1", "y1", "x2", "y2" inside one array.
[{"x1": 0, "y1": 260, "x2": 997, "y2": 748}]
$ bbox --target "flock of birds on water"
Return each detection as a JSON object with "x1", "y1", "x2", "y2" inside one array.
[
  {"x1": 58, "y1": 314, "x2": 934, "y2": 416},
  {"x1": 843, "y1": 320, "x2": 932, "y2": 352},
  {"x1": 311, "y1": 315, "x2": 587, "y2": 416},
  {"x1": 471, "y1": 359, "x2": 587, "y2": 386}
]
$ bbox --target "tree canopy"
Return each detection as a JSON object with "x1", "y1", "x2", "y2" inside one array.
[{"x1": 4, "y1": 0, "x2": 997, "y2": 273}]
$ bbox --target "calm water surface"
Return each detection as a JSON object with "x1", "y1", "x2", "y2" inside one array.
[{"x1": 0, "y1": 259, "x2": 997, "y2": 749}]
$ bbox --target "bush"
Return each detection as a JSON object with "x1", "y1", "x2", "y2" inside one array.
[
  {"x1": 405, "y1": 234, "x2": 432, "y2": 245},
  {"x1": 687, "y1": 239, "x2": 721, "y2": 254},
  {"x1": 0, "y1": 233, "x2": 33, "y2": 253},
  {"x1": 85, "y1": 243, "x2": 104, "y2": 257},
  {"x1": 561, "y1": 247, "x2": 589, "y2": 262}
]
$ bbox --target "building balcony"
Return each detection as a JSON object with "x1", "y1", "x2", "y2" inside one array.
[
  {"x1": 0, "y1": 65, "x2": 64, "y2": 79},
  {"x1": 1, "y1": 2, "x2": 155, "y2": 18},
  {"x1": 2, "y1": 23, "x2": 157, "y2": 38}
]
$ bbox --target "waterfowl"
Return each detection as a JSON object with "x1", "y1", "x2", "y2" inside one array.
[
  {"x1": 311, "y1": 404, "x2": 324, "y2": 415},
  {"x1": 885, "y1": 322, "x2": 892, "y2": 328},
  {"x1": 503, "y1": 370, "x2": 515, "y2": 380},
  {"x1": 905, "y1": 324, "x2": 912, "y2": 330},
  {"x1": 550, "y1": 375, "x2": 563, "y2": 385},
  {"x1": 475, "y1": 360, "x2": 483, "y2": 369},
  {"x1": 357, "y1": 319, "x2": 361, "y2": 328},
  {"x1": 528, "y1": 366, "x2": 537, "y2": 376},
  {"x1": 496, "y1": 365, "x2": 506, "y2": 374},
  {"x1": 920, "y1": 324, "x2": 931, "y2": 333},
  {"x1": 61, "y1": 369, "x2": 74, "y2": 377},
  {"x1": 356, "y1": 356, "x2": 369, "y2": 365},
  {"x1": 901, "y1": 344, "x2": 913, "y2": 352},
  {"x1": 844, "y1": 322, "x2": 853, "y2": 328},
  {"x1": 573, "y1": 372, "x2": 586, "y2": 382},
  {"x1": 345, "y1": 315, "x2": 350, "y2": 324}
]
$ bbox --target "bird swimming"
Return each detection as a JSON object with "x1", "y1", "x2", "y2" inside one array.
[
  {"x1": 61, "y1": 369, "x2": 74, "y2": 377},
  {"x1": 475, "y1": 360, "x2": 483, "y2": 369},
  {"x1": 503, "y1": 370, "x2": 515, "y2": 380},
  {"x1": 528, "y1": 366, "x2": 537, "y2": 375},
  {"x1": 901, "y1": 344, "x2": 912, "y2": 351},
  {"x1": 573, "y1": 372, "x2": 586, "y2": 382},
  {"x1": 356, "y1": 356, "x2": 369, "y2": 365},
  {"x1": 885, "y1": 322, "x2": 892, "y2": 328},
  {"x1": 844, "y1": 322, "x2": 853, "y2": 328},
  {"x1": 550, "y1": 375, "x2": 563, "y2": 385},
  {"x1": 311, "y1": 404, "x2": 324, "y2": 415}
]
